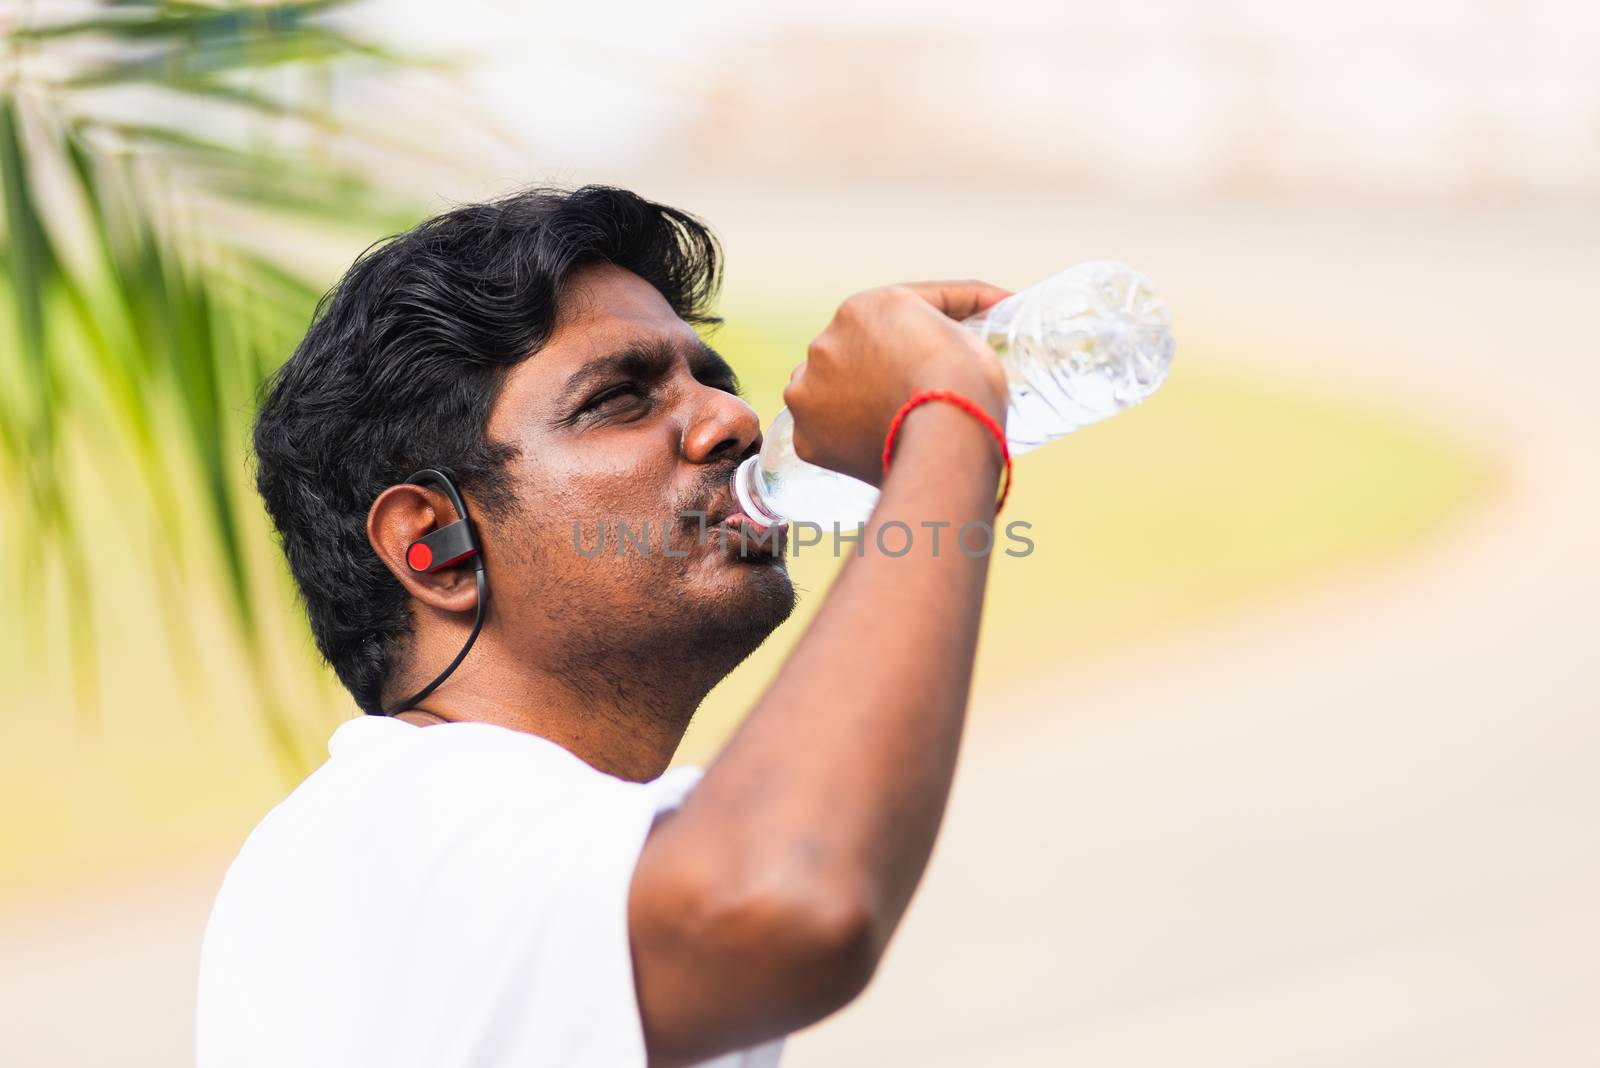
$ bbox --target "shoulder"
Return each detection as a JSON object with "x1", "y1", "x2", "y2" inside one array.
[
  {"x1": 242, "y1": 718, "x2": 700, "y2": 862},
  {"x1": 210, "y1": 719, "x2": 703, "y2": 918},
  {"x1": 322, "y1": 716, "x2": 627, "y2": 807}
]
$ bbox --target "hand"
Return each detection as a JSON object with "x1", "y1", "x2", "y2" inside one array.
[{"x1": 781, "y1": 280, "x2": 1012, "y2": 486}]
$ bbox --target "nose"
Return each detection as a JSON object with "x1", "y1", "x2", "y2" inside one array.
[{"x1": 682, "y1": 382, "x2": 761, "y2": 466}]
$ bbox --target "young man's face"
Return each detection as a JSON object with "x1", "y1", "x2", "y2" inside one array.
[{"x1": 480, "y1": 261, "x2": 795, "y2": 680}]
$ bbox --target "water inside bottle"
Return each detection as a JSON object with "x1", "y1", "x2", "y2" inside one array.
[
  {"x1": 967, "y1": 261, "x2": 1174, "y2": 453},
  {"x1": 733, "y1": 261, "x2": 1175, "y2": 528}
]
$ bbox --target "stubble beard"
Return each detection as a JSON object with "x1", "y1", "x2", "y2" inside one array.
[{"x1": 538, "y1": 548, "x2": 798, "y2": 731}]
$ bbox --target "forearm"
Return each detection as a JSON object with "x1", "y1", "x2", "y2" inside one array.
[
  {"x1": 634, "y1": 403, "x2": 1002, "y2": 1053},
  {"x1": 707, "y1": 402, "x2": 1001, "y2": 920},
  {"x1": 631, "y1": 281, "x2": 1015, "y2": 1065}
]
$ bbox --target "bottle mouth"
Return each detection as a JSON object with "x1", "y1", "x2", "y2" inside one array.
[{"x1": 732, "y1": 456, "x2": 784, "y2": 528}]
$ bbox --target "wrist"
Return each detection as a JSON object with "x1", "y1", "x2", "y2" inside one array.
[
  {"x1": 908, "y1": 348, "x2": 1008, "y2": 428},
  {"x1": 906, "y1": 376, "x2": 1006, "y2": 431},
  {"x1": 881, "y1": 395, "x2": 1010, "y2": 512},
  {"x1": 891, "y1": 404, "x2": 1003, "y2": 475}
]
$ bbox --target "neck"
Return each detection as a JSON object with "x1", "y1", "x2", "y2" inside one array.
[{"x1": 392, "y1": 635, "x2": 736, "y2": 782}]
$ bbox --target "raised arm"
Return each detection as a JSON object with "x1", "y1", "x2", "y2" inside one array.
[{"x1": 628, "y1": 280, "x2": 1013, "y2": 1065}]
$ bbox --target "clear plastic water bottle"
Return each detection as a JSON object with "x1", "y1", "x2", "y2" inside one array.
[{"x1": 733, "y1": 261, "x2": 1175, "y2": 528}]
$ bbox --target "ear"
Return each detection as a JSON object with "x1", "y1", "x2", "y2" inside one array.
[{"x1": 367, "y1": 483, "x2": 480, "y2": 615}]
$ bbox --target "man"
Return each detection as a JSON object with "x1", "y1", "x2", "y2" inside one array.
[{"x1": 198, "y1": 185, "x2": 1011, "y2": 1066}]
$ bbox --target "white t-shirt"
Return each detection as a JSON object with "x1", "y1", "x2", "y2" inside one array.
[{"x1": 197, "y1": 715, "x2": 784, "y2": 1068}]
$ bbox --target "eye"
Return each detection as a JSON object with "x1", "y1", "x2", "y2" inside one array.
[{"x1": 581, "y1": 383, "x2": 644, "y2": 413}]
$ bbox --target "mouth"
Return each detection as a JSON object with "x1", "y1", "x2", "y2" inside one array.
[{"x1": 696, "y1": 488, "x2": 786, "y2": 558}]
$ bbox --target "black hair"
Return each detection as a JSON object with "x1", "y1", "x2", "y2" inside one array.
[{"x1": 253, "y1": 185, "x2": 724, "y2": 714}]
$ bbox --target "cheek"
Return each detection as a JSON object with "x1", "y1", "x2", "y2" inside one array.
[{"x1": 512, "y1": 429, "x2": 683, "y2": 528}]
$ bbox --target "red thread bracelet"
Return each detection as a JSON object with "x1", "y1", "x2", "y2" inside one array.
[{"x1": 881, "y1": 389, "x2": 1012, "y2": 513}]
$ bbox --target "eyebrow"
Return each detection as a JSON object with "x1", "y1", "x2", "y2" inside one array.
[{"x1": 553, "y1": 335, "x2": 741, "y2": 413}]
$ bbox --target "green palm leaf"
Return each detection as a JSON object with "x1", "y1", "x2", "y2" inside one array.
[{"x1": 1, "y1": 1, "x2": 430, "y2": 772}]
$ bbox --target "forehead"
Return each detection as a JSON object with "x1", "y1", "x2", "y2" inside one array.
[
  {"x1": 549, "y1": 261, "x2": 692, "y2": 349},
  {"x1": 490, "y1": 262, "x2": 700, "y2": 424}
]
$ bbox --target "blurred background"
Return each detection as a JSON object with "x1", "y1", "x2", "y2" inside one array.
[{"x1": 2, "y1": 1, "x2": 1596, "y2": 1064}]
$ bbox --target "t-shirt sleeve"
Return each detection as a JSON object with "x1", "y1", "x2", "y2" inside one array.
[{"x1": 498, "y1": 758, "x2": 676, "y2": 1066}]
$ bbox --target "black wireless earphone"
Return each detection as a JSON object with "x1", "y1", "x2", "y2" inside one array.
[{"x1": 381, "y1": 468, "x2": 489, "y2": 717}]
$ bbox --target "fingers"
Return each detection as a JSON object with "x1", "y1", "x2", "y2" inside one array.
[{"x1": 897, "y1": 279, "x2": 1013, "y2": 321}]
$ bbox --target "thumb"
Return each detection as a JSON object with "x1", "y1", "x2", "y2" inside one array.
[{"x1": 899, "y1": 279, "x2": 1013, "y2": 321}]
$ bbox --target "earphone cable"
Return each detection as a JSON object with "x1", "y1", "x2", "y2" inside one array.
[{"x1": 383, "y1": 558, "x2": 488, "y2": 717}]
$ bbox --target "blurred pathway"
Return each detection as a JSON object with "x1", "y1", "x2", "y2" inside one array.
[
  {"x1": 3, "y1": 193, "x2": 1595, "y2": 1066},
  {"x1": 786, "y1": 426, "x2": 1599, "y2": 1065},
  {"x1": 0, "y1": 859, "x2": 223, "y2": 1067},
  {"x1": 760, "y1": 190, "x2": 1600, "y2": 1066}
]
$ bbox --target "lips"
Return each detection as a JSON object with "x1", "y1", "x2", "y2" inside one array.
[
  {"x1": 701, "y1": 487, "x2": 762, "y2": 533},
  {"x1": 694, "y1": 486, "x2": 785, "y2": 556}
]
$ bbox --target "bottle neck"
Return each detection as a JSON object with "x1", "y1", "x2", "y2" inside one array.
[{"x1": 732, "y1": 455, "x2": 784, "y2": 527}]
